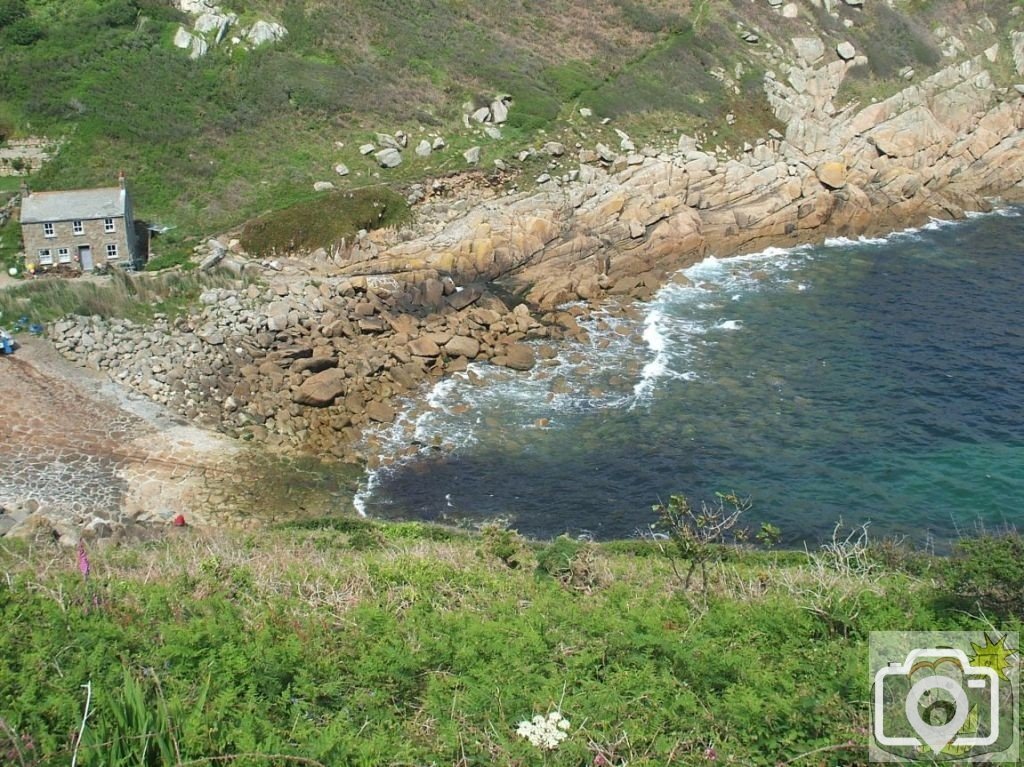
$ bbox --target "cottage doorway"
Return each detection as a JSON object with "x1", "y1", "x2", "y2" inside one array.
[{"x1": 78, "y1": 245, "x2": 93, "y2": 271}]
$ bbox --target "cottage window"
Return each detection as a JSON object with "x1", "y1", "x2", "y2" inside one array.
[
  {"x1": 57, "y1": 247, "x2": 71, "y2": 264},
  {"x1": 104, "y1": 218, "x2": 116, "y2": 233},
  {"x1": 38, "y1": 249, "x2": 53, "y2": 266},
  {"x1": 43, "y1": 222, "x2": 55, "y2": 237},
  {"x1": 106, "y1": 243, "x2": 118, "y2": 259},
  {"x1": 73, "y1": 220, "x2": 84, "y2": 235}
]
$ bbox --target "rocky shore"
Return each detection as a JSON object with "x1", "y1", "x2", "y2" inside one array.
[
  {"x1": 48, "y1": 274, "x2": 574, "y2": 461},
  {"x1": 45, "y1": 36, "x2": 1024, "y2": 470}
]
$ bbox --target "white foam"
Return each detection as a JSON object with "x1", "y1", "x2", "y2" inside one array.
[
  {"x1": 716, "y1": 319, "x2": 743, "y2": 330},
  {"x1": 824, "y1": 234, "x2": 891, "y2": 247}
]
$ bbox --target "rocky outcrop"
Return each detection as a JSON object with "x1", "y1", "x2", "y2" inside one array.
[
  {"x1": 48, "y1": 278, "x2": 561, "y2": 460},
  {"x1": 172, "y1": 0, "x2": 286, "y2": 58},
  {"x1": 315, "y1": 50, "x2": 1024, "y2": 309}
]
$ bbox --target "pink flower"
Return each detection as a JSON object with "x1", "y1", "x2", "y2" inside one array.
[
  {"x1": 77, "y1": 540, "x2": 90, "y2": 579},
  {"x1": 703, "y1": 746, "x2": 717, "y2": 761}
]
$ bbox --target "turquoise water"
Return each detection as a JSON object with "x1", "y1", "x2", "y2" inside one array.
[{"x1": 356, "y1": 209, "x2": 1024, "y2": 545}]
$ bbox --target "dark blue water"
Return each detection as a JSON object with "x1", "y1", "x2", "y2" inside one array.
[{"x1": 356, "y1": 210, "x2": 1024, "y2": 545}]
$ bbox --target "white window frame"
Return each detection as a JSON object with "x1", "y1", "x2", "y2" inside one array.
[
  {"x1": 43, "y1": 222, "x2": 55, "y2": 237},
  {"x1": 57, "y1": 247, "x2": 71, "y2": 264},
  {"x1": 104, "y1": 217, "x2": 116, "y2": 233},
  {"x1": 38, "y1": 248, "x2": 53, "y2": 265},
  {"x1": 105, "y1": 243, "x2": 119, "y2": 260},
  {"x1": 72, "y1": 220, "x2": 84, "y2": 235}
]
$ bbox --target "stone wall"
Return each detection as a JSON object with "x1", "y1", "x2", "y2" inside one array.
[{"x1": 23, "y1": 215, "x2": 133, "y2": 271}]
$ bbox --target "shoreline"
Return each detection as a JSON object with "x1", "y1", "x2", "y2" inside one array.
[{"x1": 10, "y1": 46, "x2": 1024, "y2": 535}]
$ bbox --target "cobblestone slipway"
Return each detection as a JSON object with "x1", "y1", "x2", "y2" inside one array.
[{"x1": 0, "y1": 337, "x2": 248, "y2": 539}]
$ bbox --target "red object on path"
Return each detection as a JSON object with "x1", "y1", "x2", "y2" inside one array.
[{"x1": 172, "y1": 514, "x2": 187, "y2": 527}]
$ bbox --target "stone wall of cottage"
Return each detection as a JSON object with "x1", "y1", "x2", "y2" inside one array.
[{"x1": 22, "y1": 215, "x2": 133, "y2": 271}]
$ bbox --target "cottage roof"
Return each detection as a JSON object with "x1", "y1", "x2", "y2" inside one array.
[{"x1": 20, "y1": 187, "x2": 127, "y2": 224}]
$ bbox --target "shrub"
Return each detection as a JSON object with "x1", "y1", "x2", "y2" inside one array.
[
  {"x1": 944, "y1": 533, "x2": 1024, "y2": 618},
  {"x1": 3, "y1": 15, "x2": 43, "y2": 45},
  {"x1": 480, "y1": 523, "x2": 526, "y2": 569},
  {"x1": 0, "y1": 0, "x2": 27, "y2": 29},
  {"x1": 536, "y1": 536, "x2": 606, "y2": 592}
]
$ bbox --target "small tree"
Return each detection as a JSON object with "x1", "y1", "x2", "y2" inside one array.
[{"x1": 651, "y1": 491, "x2": 754, "y2": 595}]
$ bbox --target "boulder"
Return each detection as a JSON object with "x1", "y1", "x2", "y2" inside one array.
[
  {"x1": 194, "y1": 12, "x2": 234, "y2": 37},
  {"x1": 490, "y1": 97, "x2": 511, "y2": 124},
  {"x1": 444, "y1": 335, "x2": 481, "y2": 359},
  {"x1": 366, "y1": 399, "x2": 396, "y2": 423},
  {"x1": 836, "y1": 41, "x2": 856, "y2": 60},
  {"x1": 359, "y1": 143, "x2": 375, "y2": 155},
  {"x1": 543, "y1": 142, "x2": 566, "y2": 157},
  {"x1": 334, "y1": 163, "x2": 350, "y2": 176},
  {"x1": 313, "y1": 181, "x2": 336, "y2": 192},
  {"x1": 471, "y1": 107, "x2": 490, "y2": 123},
  {"x1": 494, "y1": 344, "x2": 536, "y2": 371},
  {"x1": 792, "y1": 36, "x2": 824, "y2": 65},
  {"x1": 463, "y1": 146, "x2": 481, "y2": 164},
  {"x1": 292, "y1": 368, "x2": 347, "y2": 407},
  {"x1": 246, "y1": 20, "x2": 287, "y2": 46},
  {"x1": 408, "y1": 337, "x2": 441, "y2": 357},
  {"x1": 376, "y1": 148, "x2": 402, "y2": 168},
  {"x1": 815, "y1": 161, "x2": 847, "y2": 189},
  {"x1": 292, "y1": 356, "x2": 337, "y2": 374},
  {"x1": 173, "y1": 25, "x2": 193, "y2": 49},
  {"x1": 415, "y1": 139, "x2": 432, "y2": 157}
]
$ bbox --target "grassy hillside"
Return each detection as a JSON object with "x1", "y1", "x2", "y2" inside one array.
[
  {"x1": 0, "y1": 0, "x2": 1014, "y2": 254},
  {"x1": 0, "y1": 518, "x2": 1020, "y2": 766}
]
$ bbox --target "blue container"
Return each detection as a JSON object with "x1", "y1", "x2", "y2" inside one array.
[{"x1": 1, "y1": 337, "x2": 12, "y2": 355}]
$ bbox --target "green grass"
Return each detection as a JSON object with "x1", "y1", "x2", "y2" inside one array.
[
  {"x1": 0, "y1": 522, "x2": 1019, "y2": 767},
  {"x1": 0, "y1": 268, "x2": 241, "y2": 328},
  {"x1": 238, "y1": 187, "x2": 411, "y2": 258},
  {"x1": 0, "y1": 212, "x2": 21, "y2": 276},
  {"x1": 1, "y1": 0, "x2": 947, "y2": 247}
]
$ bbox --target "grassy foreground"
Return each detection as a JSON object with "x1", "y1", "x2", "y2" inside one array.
[{"x1": 0, "y1": 516, "x2": 1020, "y2": 767}]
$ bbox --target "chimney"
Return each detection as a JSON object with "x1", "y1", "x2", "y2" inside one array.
[{"x1": 118, "y1": 170, "x2": 126, "y2": 190}]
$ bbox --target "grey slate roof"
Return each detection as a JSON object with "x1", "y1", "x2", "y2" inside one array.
[{"x1": 20, "y1": 187, "x2": 126, "y2": 224}]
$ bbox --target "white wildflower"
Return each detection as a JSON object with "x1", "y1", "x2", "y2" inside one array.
[{"x1": 516, "y1": 710, "x2": 571, "y2": 750}]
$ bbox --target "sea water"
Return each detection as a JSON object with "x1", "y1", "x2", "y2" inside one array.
[{"x1": 354, "y1": 208, "x2": 1024, "y2": 546}]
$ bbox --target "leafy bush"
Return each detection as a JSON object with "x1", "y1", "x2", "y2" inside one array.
[
  {"x1": 536, "y1": 535, "x2": 606, "y2": 592},
  {"x1": 480, "y1": 523, "x2": 526, "y2": 569},
  {"x1": 944, "y1": 533, "x2": 1024, "y2": 618},
  {"x1": 3, "y1": 15, "x2": 43, "y2": 45},
  {"x1": 0, "y1": 0, "x2": 26, "y2": 29}
]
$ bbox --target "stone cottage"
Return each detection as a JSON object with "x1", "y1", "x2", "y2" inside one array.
[{"x1": 19, "y1": 172, "x2": 140, "y2": 272}]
